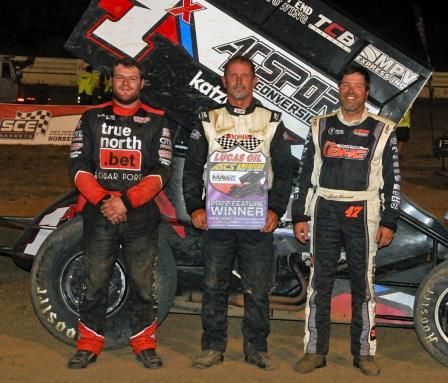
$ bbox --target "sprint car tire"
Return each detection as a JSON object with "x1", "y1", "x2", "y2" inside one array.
[
  {"x1": 414, "y1": 260, "x2": 448, "y2": 366},
  {"x1": 30, "y1": 215, "x2": 177, "y2": 349}
]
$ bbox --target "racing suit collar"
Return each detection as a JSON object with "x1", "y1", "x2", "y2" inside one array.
[
  {"x1": 225, "y1": 100, "x2": 257, "y2": 116},
  {"x1": 112, "y1": 100, "x2": 141, "y2": 116},
  {"x1": 337, "y1": 108, "x2": 369, "y2": 126}
]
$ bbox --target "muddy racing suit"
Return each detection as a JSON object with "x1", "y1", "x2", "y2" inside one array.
[
  {"x1": 69, "y1": 100, "x2": 172, "y2": 355},
  {"x1": 183, "y1": 102, "x2": 292, "y2": 354},
  {"x1": 291, "y1": 109, "x2": 400, "y2": 356}
]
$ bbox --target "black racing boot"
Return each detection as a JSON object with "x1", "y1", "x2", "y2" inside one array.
[
  {"x1": 245, "y1": 351, "x2": 273, "y2": 370},
  {"x1": 353, "y1": 355, "x2": 380, "y2": 376},
  {"x1": 294, "y1": 353, "x2": 326, "y2": 374},
  {"x1": 68, "y1": 350, "x2": 97, "y2": 369},
  {"x1": 136, "y1": 348, "x2": 163, "y2": 369},
  {"x1": 192, "y1": 349, "x2": 224, "y2": 369}
]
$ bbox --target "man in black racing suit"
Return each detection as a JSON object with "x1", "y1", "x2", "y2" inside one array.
[
  {"x1": 292, "y1": 65, "x2": 400, "y2": 376},
  {"x1": 68, "y1": 58, "x2": 172, "y2": 369},
  {"x1": 183, "y1": 56, "x2": 292, "y2": 370}
]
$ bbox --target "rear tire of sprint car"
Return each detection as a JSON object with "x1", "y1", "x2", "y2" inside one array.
[
  {"x1": 414, "y1": 260, "x2": 448, "y2": 366},
  {"x1": 30, "y1": 215, "x2": 177, "y2": 349}
]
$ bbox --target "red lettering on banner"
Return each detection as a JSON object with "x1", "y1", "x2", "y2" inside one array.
[
  {"x1": 323, "y1": 23, "x2": 345, "y2": 38},
  {"x1": 167, "y1": 0, "x2": 206, "y2": 24},
  {"x1": 323, "y1": 141, "x2": 368, "y2": 160},
  {"x1": 100, "y1": 148, "x2": 141, "y2": 170}
]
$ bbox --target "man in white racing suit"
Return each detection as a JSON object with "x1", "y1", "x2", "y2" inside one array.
[{"x1": 292, "y1": 65, "x2": 400, "y2": 376}]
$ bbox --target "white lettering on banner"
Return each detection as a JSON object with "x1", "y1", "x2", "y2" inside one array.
[
  {"x1": 267, "y1": 0, "x2": 313, "y2": 23},
  {"x1": 101, "y1": 124, "x2": 132, "y2": 137},
  {"x1": 122, "y1": 173, "x2": 143, "y2": 181},
  {"x1": 100, "y1": 122, "x2": 142, "y2": 150},
  {"x1": 189, "y1": 70, "x2": 227, "y2": 104},
  {"x1": 213, "y1": 36, "x2": 340, "y2": 121},
  {"x1": 91, "y1": 0, "x2": 179, "y2": 58},
  {"x1": 96, "y1": 170, "x2": 118, "y2": 180},
  {"x1": 308, "y1": 14, "x2": 356, "y2": 53},
  {"x1": 210, "y1": 206, "x2": 264, "y2": 216},
  {"x1": 192, "y1": 1, "x2": 378, "y2": 145},
  {"x1": 281, "y1": 3, "x2": 311, "y2": 23},
  {"x1": 355, "y1": 45, "x2": 419, "y2": 89},
  {"x1": 100, "y1": 136, "x2": 142, "y2": 150}
]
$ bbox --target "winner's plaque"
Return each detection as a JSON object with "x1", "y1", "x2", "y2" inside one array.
[{"x1": 206, "y1": 145, "x2": 268, "y2": 229}]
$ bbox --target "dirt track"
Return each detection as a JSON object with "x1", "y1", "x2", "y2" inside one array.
[
  {"x1": 0, "y1": 257, "x2": 446, "y2": 383},
  {"x1": 0, "y1": 99, "x2": 447, "y2": 382}
]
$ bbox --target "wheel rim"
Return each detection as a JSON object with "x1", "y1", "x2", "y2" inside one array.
[
  {"x1": 60, "y1": 252, "x2": 127, "y2": 316},
  {"x1": 435, "y1": 286, "x2": 448, "y2": 343}
]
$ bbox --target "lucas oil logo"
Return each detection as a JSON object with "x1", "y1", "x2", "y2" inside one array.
[{"x1": 355, "y1": 45, "x2": 418, "y2": 90}]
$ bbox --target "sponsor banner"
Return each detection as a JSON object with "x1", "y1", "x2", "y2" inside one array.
[
  {"x1": 0, "y1": 104, "x2": 88, "y2": 145},
  {"x1": 323, "y1": 141, "x2": 369, "y2": 160},
  {"x1": 195, "y1": 2, "x2": 338, "y2": 140},
  {"x1": 260, "y1": 0, "x2": 430, "y2": 106},
  {"x1": 355, "y1": 45, "x2": 419, "y2": 90},
  {"x1": 65, "y1": 0, "x2": 430, "y2": 154},
  {"x1": 100, "y1": 148, "x2": 142, "y2": 170},
  {"x1": 206, "y1": 146, "x2": 267, "y2": 230}
]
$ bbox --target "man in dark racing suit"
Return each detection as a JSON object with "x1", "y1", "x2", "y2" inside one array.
[
  {"x1": 292, "y1": 65, "x2": 400, "y2": 376},
  {"x1": 68, "y1": 58, "x2": 172, "y2": 369},
  {"x1": 183, "y1": 56, "x2": 292, "y2": 370}
]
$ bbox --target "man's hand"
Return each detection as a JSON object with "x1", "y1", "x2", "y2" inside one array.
[
  {"x1": 110, "y1": 213, "x2": 128, "y2": 225},
  {"x1": 260, "y1": 210, "x2": 279, "y2": 233},
  {"x1": 376, "y1": 225, "x2": 394, "y2": 248},
  {"x1": 100, "y1": 196, "x2": 128, "y2": 225},
  {"x1": 294, "y1": 222, "x2": 309, "y2": 244},
  {"x1": 191, "y1": 208, "x2": 207, "y2": 230}
]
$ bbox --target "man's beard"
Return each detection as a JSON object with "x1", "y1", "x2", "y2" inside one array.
[
  {"x1": 231, "y1": 86, "x2": 248, "y2": 100},
  {"x1": 113, "y1": 91, "x2": 140, "y2": 105},
  {"x1": 342, "y1": 101, "x2": 364, "y2": 113}
]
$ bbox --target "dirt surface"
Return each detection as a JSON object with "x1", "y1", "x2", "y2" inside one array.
[{"x1": 0, "y1": 99, "x2": 447, "y2": 382}]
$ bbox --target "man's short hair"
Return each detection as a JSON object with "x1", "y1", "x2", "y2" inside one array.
[
  {"x1": 338, "y1": 64, "x2": 370, "y2": 90},
  {"x1": 223, "y1": 55, "x2": 255, "y2": 76},
  {"x1": 112, "y1": 57, "x2": 145, "y2": 78}
]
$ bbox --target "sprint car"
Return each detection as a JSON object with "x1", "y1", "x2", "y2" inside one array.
[
  {"x1": 1, "y1": 134, "x2": 448, "y2": 366},
  {"x1": 2, "y1": 0, "x2": 448, "y2": 368}
]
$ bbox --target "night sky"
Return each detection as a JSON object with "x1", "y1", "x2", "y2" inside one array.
[{"x1": 1, "y1": 0, "x2": 446, "y2": 70}]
